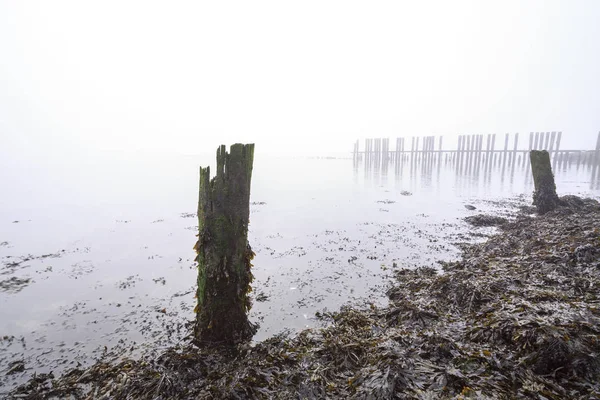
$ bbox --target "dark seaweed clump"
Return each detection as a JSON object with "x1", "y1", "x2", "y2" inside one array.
[
  {"x1": 8, "y1": 197, "x2": 600, "y2": 399},
  {"x1": 464, "y1": 214, "x2": 508, "y2": 227}
]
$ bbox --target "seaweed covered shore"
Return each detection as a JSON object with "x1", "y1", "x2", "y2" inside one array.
[{"x1": 8, "y1": 196, "x2": 600, "y2": 399}]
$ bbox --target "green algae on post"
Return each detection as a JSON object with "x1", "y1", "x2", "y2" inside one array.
[
  {"x1": 530, "y1": 150, "x2": 560, "y2": 214},
  {"x1": 194, "y1": 143, "x2": 257, "y2": 345}
]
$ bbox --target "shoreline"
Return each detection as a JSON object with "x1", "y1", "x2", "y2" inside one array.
[{"x1": 7, "y1": 195, "x2": 600, "y2": 399}]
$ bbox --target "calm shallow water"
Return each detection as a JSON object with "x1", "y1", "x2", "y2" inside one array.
[{"x1": 0, "y1": 148, "x2": 599, "y2": 392}]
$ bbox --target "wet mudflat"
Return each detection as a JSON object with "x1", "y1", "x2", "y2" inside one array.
[
  {"x1": 7, "y1": 195, "x2": 600, "y2": 399},
  {"x1": 1, "y1": 150, "x2": 599, "y2": 397}
]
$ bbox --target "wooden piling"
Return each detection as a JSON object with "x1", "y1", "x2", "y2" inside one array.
[
  {"x1": 484, "y1": 134, "x2": 491, "y2": 170},
  {"x1": 491, "y1": 134, "x2": 497, "y2": 166},
  {"x1": 595, "y1": 132, "x2": 600, "y2": 166},
  {"x1": 456, "y1": 135, "x2": 462, "y2": 170},
  {"x1": 591, "y1": 132, "x2": 600, "y2": 180},
  {"x1": 476, "y1": 134, "x2": 483, "y2": 171},
  {"x1": 511, "y1": 133, "x2": 519, "y2": 168},
  {"x1": 195, "y1": 144, "x2": 257, "y2": 345},
  {"x1": 530, "y1": 150, "x2": 560, "y2": 214},
  {"x1": 502, "y1": 133, "x2": 509, "y2": 168},
  {"x1": 465, "y1": 135, "x2": 472, "y2": 172},
  {"x1": 549, "y1": 132, "x2": 556, "y2": 153},
  {"x1": 555, "y1": 132, "x2": 562, "y2": 153},
  {"x1": 415, "y1": 137, "x2": 420, "y2": 162}
]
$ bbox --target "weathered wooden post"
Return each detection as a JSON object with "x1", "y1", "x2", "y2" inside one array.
[
  {"x1": 477, "y1": 134, "x2": 484, "y2": 169},
  {"x1": 543, "y1": 132, "x2": 551, "y2": 150},
  {"x1": 502, "y1": 133, "x2": 509, "y2": 169},
  {"x1": 511, "y1": 133, "x2": 519, "y2": 166},
  {"x1": 491, "y1": 134, "x2": 497, "y2": 165},
  {"x1": 530, "y1": 150, "x2": 561, "y2": 214},
  {"x1": 194, "y1": 143, "x2": 257, "y2": 345}
]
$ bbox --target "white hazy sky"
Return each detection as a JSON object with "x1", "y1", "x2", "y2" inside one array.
[{"x1": 1, "y1": 0, "x2": 600, "y2": 156}]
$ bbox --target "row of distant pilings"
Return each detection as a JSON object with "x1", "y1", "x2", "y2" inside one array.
[{"x1": 353, "y1": 132, "x2": 600, "y2": 171}]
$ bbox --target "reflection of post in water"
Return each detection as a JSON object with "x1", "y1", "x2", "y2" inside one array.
[
  {"x1": 565, "y1": 152, "x2": 574, "y2": 172},
  {"x1": 461, "y1": 134, "x2": 468, "y2": 175},
  {"x1": 370, "y1": 138, "x2": 375, "y2": 166},
  {"x1": 380, "y1": 138, "x2": 384, "y2": 167},
  {"x1": 478, "y1": 134, "x2": 484, "y2": 175},
  {"x1": 473, "y1": 134, "x2": 481, "y2": 180},
  {"x1": 426, "y1": 136, "x2": 431, "y2": 166},
  {"x1": 470, "y1": 135, "x2": 477, "y2": 178},
  {"x1": 429, "y1": 136, "x2": 436, "y2": 172},
  {"x1": 488, "y1": 135, "x2": 494, "y2": 168},
  {"x1": 592, "y1": 132, "x2": 600, "y2": 189},
  {"x1": 372, "y1": 139, "x2": 382, "y2": 185},
  {"x1": 436, "y1": 136, "x2": 443, "y2": 181},
  {"x1": 373, "y1": 138, "x2": 377, "y2": 167},
  {"x1": 484, "y1": 136, "x2": 493, "y2": 186},
  {"x1": 409, "y1": 138, "x2": 417, "y2": 183},
  {"x1": 490, "y1": 134, "x2": 497, "y2": 167},
  {"x1": 558, "y1": 151, "x2": 565, "y2": 173},
  {"x1": 394, "y1": 137, "x2": 405, "y2": 178},
  {"x1": 471, "y1": 134, "x2": 478, "y2": 176},
  {"x1": 372, "y1": 138, "x2": 376, "y2": 167},
  {"x1": 500, "y1": 133, "x2": 508, "y2": 185},
  {"x1": 356, "y1": 131, "x2": 597, "y2": 192},
  {"x1": 591, "y1": 132, "x2": 600, "y2": 187},
  {"x1": 421, "y1": 136, "x2": 428, "y2": 174},
  {"x1": 501, "y1": 133, "x2": 509, "y2": 171},
  {"x1": 381, "y1": 138, "x2": 389, "y2": 178},
  {"x1": 508, "y1": 133, "x2": 518, "y2": 185},
  {"x1": 363, "y1": 139, "x2": 369, "y2": 181},
  {"x1": 464, "y1": 135, "x2": 471, "y2": 175},
  {"x1": 473, "y1": 134, "x2": 479, "y2": 175},
  {"x1": 385, "y1": 138, "x2": 390, "y2": 166},
  {"x1": 483, "y1": 134, "x2": 491, "y2": 176},
  {"x1": 410, "y1": 136, "x2": 415, "y2": 165},
  {"x1": 420, "y1": 136, "x2": 431, "y2": 186},
  {"x1": 375, "y1": 137, "x2": 379, "y2": 165},
  {"x1": 409, "y1": 136, "x2": 415, "y2": 178},
  {"x1": 509, "y1": 133, "x2": 519, "y2": 180},
  {"x1": 454, "y1": 135, "x2": 463, "y2": 172},
  {"x1": 455, "y1": 135, "x2": 462, "y2": 172},
  {"x1": 428, "y1": 136, "x2": 435, "y2": 171},
  {"x1": 419, "y1": 136, "x2": 425, "y2": 176}
]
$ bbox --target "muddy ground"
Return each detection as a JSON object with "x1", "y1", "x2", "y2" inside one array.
[{"x1": 5, "y1": 195, "x2": 600, "y2": 399}]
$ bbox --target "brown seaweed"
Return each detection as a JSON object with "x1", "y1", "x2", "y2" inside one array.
[{"x1": 8, "y1": 197, "x2": 600, "y2": 399}]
